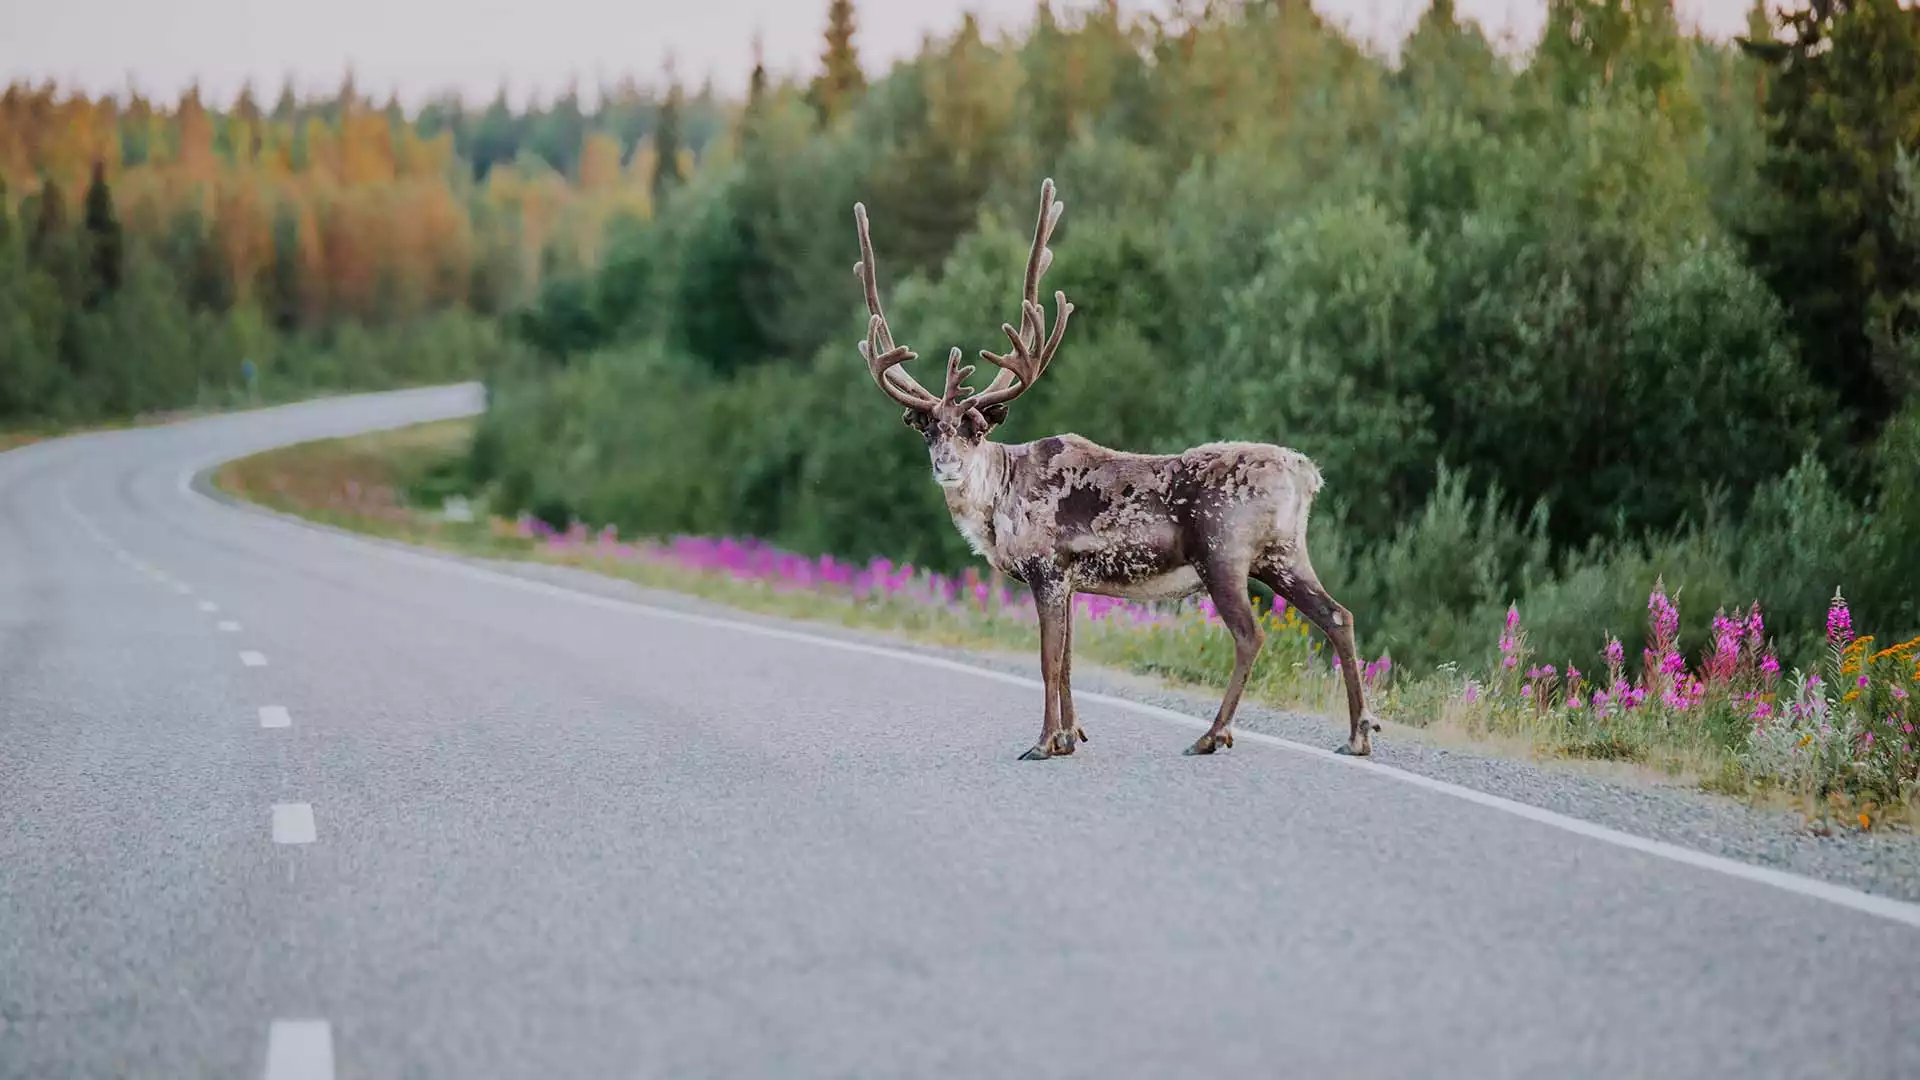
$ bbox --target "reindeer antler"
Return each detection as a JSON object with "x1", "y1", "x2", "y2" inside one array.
[
  {"x1": 853, "y1": 203, "x2": 942, "y2": 412},
  {"x1": 853, "y1": 183, "x2": 1071, "y2": 417},
  {"x1": 970, "y1": 178, "x2": 1074, "y2": 411}
]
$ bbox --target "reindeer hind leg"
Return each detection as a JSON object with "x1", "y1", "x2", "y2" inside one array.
[
  {"x1": 1258, "y1": 561, "x2": 1376, "y2": 756},
  {"x1": 1185, "y1": 555, "x2": 1264, "y2": 756}
]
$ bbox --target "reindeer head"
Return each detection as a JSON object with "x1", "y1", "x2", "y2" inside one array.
[{"x1": 853, "y1": 179, "x2": 1074, "y2": 489}]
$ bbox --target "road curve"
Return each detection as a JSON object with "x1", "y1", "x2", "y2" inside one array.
[{"x1": 2, "y1": 385, "x2": 1916, "y2": 1080}]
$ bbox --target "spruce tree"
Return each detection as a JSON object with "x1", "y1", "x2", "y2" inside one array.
[
  {"x1": 808, "y1": 0, "x2": 866, "y2": 125},
  {"x1": 81, "y1": 161, "x2": 123, "y2": 308},
  {"x1": 747, "y1": 31, "x2": 769, "y2": 116},
  {"x1": 652, "y1": 63, "x2": 686, "y2": 207}
]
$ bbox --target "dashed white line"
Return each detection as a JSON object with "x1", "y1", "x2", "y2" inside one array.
[
  {"x1": 220, "y1": 620, "x2": 243, "y2": 633},
  {"x1": 199, "y1": 600, "x2": 219, "y2": 612},
  {"x1": 239, "y1": 650, "x2": 268, "y2": 667},
  {"x1": 259, "y1": 706, "x2": 291, "y2": 729},
  {"x1": 271, "y1": 803, "x2": 316, "y2": 845},
  {"x1": 264, "y1": 1019, "x2": 334, "y2": 1080}
]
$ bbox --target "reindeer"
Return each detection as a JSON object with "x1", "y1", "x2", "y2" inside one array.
[{"x1": 852, "y1": 178, "x2": 1380, "y2": 761}]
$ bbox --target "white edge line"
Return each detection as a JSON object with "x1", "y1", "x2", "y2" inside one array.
[
  {"x1": 240, "y1": 650, "x2": 268, "y2": 667},
  {"x1": 260, "y1": 706, "x2": 292, "y2": 729},
  {"x1": 178, "y1": 462, "x2": 1920, "y2": 931},
  {"x1": 199, "y1": 600, "x2": 219, "y2": 612},
  {"x1": 220, "y1": 620, "x2": 244, "y2": 632},
  {"x1": 271, "y1": 803, "x2": 315, "y2": 845},
  {"x1": 265, "y1": 1018, "x2": 334, "y2": 1080}
]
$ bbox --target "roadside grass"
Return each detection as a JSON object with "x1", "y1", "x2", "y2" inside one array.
[{"x1": 214, "y1": 419, "x2": 1920, "y2": 833}]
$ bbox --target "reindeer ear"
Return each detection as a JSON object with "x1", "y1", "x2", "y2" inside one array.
[
  {"x1": 963, "y1": 407, "x2": 1001, "y2": 437},
  {"x1": 901, "y1": 408, "x2": 922, "y2": 428},
  {"x1": 979, "y1": 403, "x2": 1010, "y2": 428}
]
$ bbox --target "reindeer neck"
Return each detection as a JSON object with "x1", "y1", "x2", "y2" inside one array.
[{"x1": 942, "y1": 440, "x2": 1011, "y2": 559}]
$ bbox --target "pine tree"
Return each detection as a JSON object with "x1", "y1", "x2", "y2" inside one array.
[
  {"x1": 472, "y1": 83, "x2": 517, "y2": 181},
  {"x1": 272, "y1": 78, "x2": 298, "y2": 123},
  {"x1": 81, "y1": 160, "x2": 123, "y2": 307},
  {"x1": 808, "y1": 0, "x2": 866, "y2": 125},
  {"x1": 747, "y1": 31, "x2": 769, "y2": 115},
  {"x1": 652, "y1": 61, "x2": 686, "y2": 207},
  {"x1": 29, "y1": 179, "x2": 68, "y2": 266}
]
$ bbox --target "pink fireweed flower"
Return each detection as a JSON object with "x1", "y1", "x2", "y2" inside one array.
[
  {"x1": 1858, "y1": 675, "x2": 1871, "y2": 689},
  {"x1": 1706, "y1": 610, "x2": 1742, "y2": 684},
  {"x1": 1463, "y1": 682, "x2": 1480, "y2": 704},
  {"x1": 1648, "y1": 582, "x2": 1679, "y2": 643},
  {"x1": 1520, "y1": 684, "x2": 1533, "y2": 699},
  {"x1": 1604, "y1": 636, "x2": 1625, "y2": 669},
  {"x1": 1760, "y1": 654, "x2": 1780, "y2": 677},
  {"x1": 1827, "y1": 590, "x2": 1853, "y2": 648},
  {"x1": 1567, "y1": 696, "x2": 1586, "y2": 709},
  {"x1": 1895, "y1": 687, "x2": 1909, "y2": 701}
]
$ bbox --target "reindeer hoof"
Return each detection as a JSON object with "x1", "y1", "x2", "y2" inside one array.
[
  {"x1": 1184, "y1": 730, "x2": 1232, "y2": 756},
  {"x1": 1075, "y1": 726, "x2": 1088, "y2": 743},
  {"x1": 1336, "y1": 737, "x2": 1373, "y2": 757},
  {"x1": 1020, "y1": 730, "x2": 1078, "y2": 760}
]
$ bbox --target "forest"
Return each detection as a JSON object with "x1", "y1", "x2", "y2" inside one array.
[
  {"x1": 6, "y1": 0, "x2": 1920, "y2": 680},
  {"x1": 0, "y1": 65, "x2": 726, "y2": 420},
  {"x1": 473, "y1": 0, "x2": 1920, "y2": 675}
]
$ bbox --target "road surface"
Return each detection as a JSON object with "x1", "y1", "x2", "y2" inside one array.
[{"x1": 2, "y1": 385, "x2": 1917, "y2": 1080}]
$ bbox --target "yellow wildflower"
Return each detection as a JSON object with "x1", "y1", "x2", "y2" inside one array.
[
  {"x1": 1841, "y1": 637, "x2": 1872, "y2": 676},
  {"x1": 1870, "y1": 634, "x2": 1920, "y2": 662}
]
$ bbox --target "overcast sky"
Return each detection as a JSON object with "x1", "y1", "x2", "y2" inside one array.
[{"x1": 6, "y1": 0, "x2": 1756, "y2": 107}]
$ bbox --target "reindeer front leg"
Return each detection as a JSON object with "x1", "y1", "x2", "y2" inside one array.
[
  {"x1": 1058, "y1": 600, "x2": 1087, "y2": 746},
  {"x1": 1019, "y1": 568, "x2": 1077, "y2": 760}
]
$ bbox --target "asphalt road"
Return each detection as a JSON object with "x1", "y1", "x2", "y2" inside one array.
[{"x1": 3, "y1": 385, "x2": 1919, "y2": 1080}]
